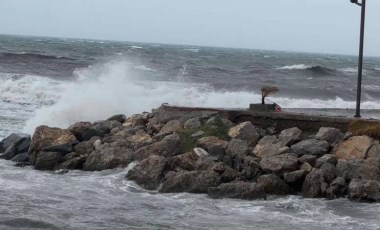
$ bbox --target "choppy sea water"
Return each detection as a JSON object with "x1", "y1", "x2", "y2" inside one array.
[{"x1": 1, "y1": 34, "x2": 380, "y2": 229}]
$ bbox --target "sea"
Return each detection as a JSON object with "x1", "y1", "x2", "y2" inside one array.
[{"x1": 0, "y1": 34, "x2": 380, "y2": 230}]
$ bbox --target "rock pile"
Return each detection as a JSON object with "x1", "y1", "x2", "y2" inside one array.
[{"x1": 1, "y1": 107, "x2": 379, "y2": 202}]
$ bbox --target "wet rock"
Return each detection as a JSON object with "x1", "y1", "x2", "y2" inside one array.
[
  {"x1": 315, "y1": 154, "x2": 337, "y2": 168},
  {"x1": 29, "y1": 126, "x2": 78, "y2": 164},
  {"x1": 56, "y1": 155, "x2": 87, "y2": 170},
  {"x1": 68, "y1": 122, "x2": 92, "y2": 141},
  {"x1": 348, "y1": 179, "x2": 380, "y2": 202},
  {"x1": 126, "y1": 155, "x2": 167, "y2": 190},
  {"x1": 160, "y1": 120, "x2": 182, "y2": 134},
  {"x1": 326, "y1": 177, "x2": 347, "y2": 199},
  {"x1": 189, "y1": 169, "x2": 221, "y2": 193},
  {"x1": 320, "y1": 162, "x2": 337, "y2": 184},
  {"x1": 83, "y1": 144, "x2": 134, "y2": 171},
  {"x1": 184, "y1": 118, "x2": 202, "y2": 129},
  {"x1": 277, "y1": 127, "x2": 302, "y2": 146},
  {"x1": 228, "y1": 121, "x2": 260, "y2": 144},
  {"x1": 260, "y1": 153, "x2": 298, "y2": 175},
  {"x1": 290, "y1": 139, "x2": 329, "y2": 157},
  {"x1": 10, "y1": 152, "x2": 29, "y2": 163},
  {"x1": 257, "y1": 174, "x2": 289, "y2": 195},
  {"x1": 315, "y1": 127, "x2": 343, "y2": 144},
  {"x1": 107, "y1": 114, "x2": 127, "y2": 123},
  {"x1": 284, "y1": 170, "x2": 306, "y2": 185},
  {"x1": 336, "y1": 159, "x2": 379, "y2": 181},
  {"x1": 34, "y1": 151, "x2": 62, "y2": 170},
  {"x1": 42, "y1": 143, "x2": 74, "y2": 155},
  {"x1": 302, "y1": 168, "x2": 323, "y2": 198},
  {"x1": 0, "y1": 133, "x2": 31, "y2": 160},
  {"x1": 334, "y1": 136, "x2": 373, "y2": 160},
  {"x1": 166, "y1": 152, "x2": 199, "y2": 171},
  {"x1": 208, "y1": 181, "x2": 266, "y2": 200},
  {"x1": 197, "y1": 136, "x2": 228, "y2": 156},
  {"x1": 240, "y1": 156, "x2": 262, "y2": 180},
  {"x1": 160, "y1": 171, "x2": 199, "y2": 193},
  {"x1": 211, "y1": 163, "x2": 239, "y2": 183}
]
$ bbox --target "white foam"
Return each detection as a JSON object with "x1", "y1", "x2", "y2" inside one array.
[
  {"x1": 20, "y1": 60, "x2": 380, "y2": 134},
  {"x1": 134, "y1": 65, "x2": 156, "y2": 72},
  {"x1": 277, "y1": 64, "x2": 311, "y2": 70}
]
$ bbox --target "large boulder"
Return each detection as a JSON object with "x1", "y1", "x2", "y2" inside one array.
[
  {"x1": 197, "y1": 136, "x2": 228, "y2": 156},
  {"x1": 302, "y1": 168, "x2": 323, "y2": 198},
  {"x1": 68, "y1": 122, "x2": 92, "y2": 141},
  {"x1": 334, "y1": 136, "x2": 373, "y2": 160},
  {"x1": 34, "y1": 151, "x2": 62, "y2": 170},
  {"x1": 326, "y1": 177, "x2": 347, "y2": 199},
  {"x1": 83, "y1": 143, "x2": 134, "y2": 171},
  {"x1": 29, "y1": 126, "x2": 78, "y2": 164},
  {"x1": 133, "y1": 133, "x2": 181, "y2": 160},
  {"x1": 56, "y1": 155, "x2": 87, "y2": 170},
  {"x1": 183, "y1": 118, "x2": 202, "y2": 130},
  {"x1": 253, "y1": 135, "x2": 286, "y2": 158},
  {"x1": 315, "y1": 154, "x2": 337, "y2": 168},
  {"x1": 284, "y1": 170, "x2": 307, "y2": 192},
  {"x1": 0, "y1": 133, "x2": 31, "y2": 160},
  {"x1": 257, "y1": 174, "x2": 289, "y2": 195},
  {"x1": 277, "y1": 127, "x2": 302, "y2": 146},
  {"x1": 348, "y1": 179, "x2": 380, "y2": 202},
  {"x1": 315, "y1": 127, "x2": 343, "y2": 144},
  {"x1": 107, "y1": 114, "x2": 127, "y2": 123},
  {"x1": 127, "y1": 133, "x2": 153, "y2": 149},
  {"x1": 290, "y1": 139, "x2": 329, "y2": 157},
  {"x1": 159, "y1": 171, "x2": 199, "y2": 193},
  {"x1": 189, "y1": 169, "x2": 221, "y2": 193},
  {"x1": 166, "y1": 152, "x2": 199, "y2": 171},
  {"x1": 159, "y1": 120, "x2": 182, "y2": 134},
  {"x1": 336, "y1": 159, "x2": 380, "y2": 181},
  {"x1": 320, "y1": 162, "x2": 337, "y2": 184},
  {"x1": 126, "y1": 155, "x2": 167, "y2": 190},
  {"x1": 73, "y1": 141, "x2": 95, "y2": 155},
  {"x1": 208, "y1": 182, "x2": 266, "y2": 200},
  {"x1": 0, "y1": 133, "x2": 31, "y2": 152},
  {"x1": 260, "y1": 153, "x2": 298, "y2": 175},
  {"x1": 228, "y1": 122, "x2": 260, "y2": 144},
  {"x1": 227, "y1": 138, "x2": 250, "y2": 157}
]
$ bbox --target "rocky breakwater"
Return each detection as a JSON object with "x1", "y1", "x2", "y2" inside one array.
[{"x1": 1, "y1": 107, "x2": 380, "y2": 202}]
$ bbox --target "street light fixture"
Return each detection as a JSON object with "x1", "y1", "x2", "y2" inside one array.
[{"x1": 350, "y1": 0, "x2": 366, "y2": 118}]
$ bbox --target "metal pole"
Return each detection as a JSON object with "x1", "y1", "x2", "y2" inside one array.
[{"x1": 355, "y1": 0, "x2": 366, "y2": 118}]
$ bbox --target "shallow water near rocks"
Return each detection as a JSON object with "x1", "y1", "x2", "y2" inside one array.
[{"x1": 1, "y1": 160, "x2": 379, "y2": 230}]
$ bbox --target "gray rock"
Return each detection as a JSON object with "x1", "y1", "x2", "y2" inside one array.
[
  {"x1": 189, "y1": 169, "x2": 221, "y2": 193},
  {"x1": 284, "y1": 170, "x2": 306, "y2": 184},
  {"x1": 10, "y1": 152, "x2": 29, "y2": 163},
  {"x1": 83, "y1": 144, "x2": 134, "y2": 171},
  {"x1": 326, "y1": 177, "x2": 347, "y2": 199},
  {"x1": 56, "y1": 155, "x2": 87, "y2": 170},
  {"x1": 228, "y1": 121, "x2": 260, "y2": 144},
  {"x1": 160, "y1": 171, "x2": 199, "y2": 193},
  {"x1": 239, "y1": 156, "x2": 262, "y2": 180},
  {"x1": 126, "y1": 155, "x2": 167, "y2": 190},
  {"x1": 299, "y1": 155, "x2": 317, "y2": 166},
  {"x1": 291, "y1": 139, "x2": 329, "y2": 157},
  {"x1": 191, "y1": 131, "x2": 205, "y2": 138},
  {"x1": 257, "y1": 174, "x2": 289, "y2": 195},
  {"x1": 73, "y1": 141, "x2": 95, "y2": 155},
  {"x1": 334, "y1": 136, "x2": 373, "y2": 160},
  {"x1": 260, "y1": 153, "x2": 298, "y2": 175},
  {"x1": 300, "y1": 162, "x2": 313, "y2": 173},
  {"x1": 320, "y1": 162, "x2": 337, "y2": 184},
  {"x1": 315, "y1": 154, "x2": 337, "y2": 168},
  {"x1": 302, "y1": 168, "x2": 323, "y2": 198},
  {"x1": 81, "y1": 128, "x2": 105, "y2": 141},
  {"x1": 252, "y1": 135, "x2": 277, "y2": 158},
  {"x1": 160, "y1": 120, "x2": 182, "y2": 134},
  {"x1": 184, "y1": 118, "x2": 202, "y2": 129},
  {"x1": 367, "y1": 143, "x2": 380, "y2": 159},
  {"x1": 0, "y1": 133, "x2": 31, "y2": 153},
  {"x1": 227, "y1": 139, "x2": 249, "y2": 157},
  {"x1": 315, "y1": 127, "x2": 343, "y2": 144},
  {"x1": 336, "y1": 159, "x2": 380, "y2": 181},
  {"x1": 133, "y1": 133, "x2": 181, "y2": 160},
  {"x1": 107, "y1": 114, "x2": 127, "y2": 123},
  {"x1": 278, "y1": 127, "x2": 302, "y2": 146},
  {"x1": 197, "y1": 136, "x2": 228, "y2": 156},
  {"x1": 208, "y1": 181, "x2": 266, "y2": 200},
  {"x1": 34, "y1": 151, "x2": 62, "y2": 170},
  {"x1": 68, "y1": 122, "x2": 92, "y2": 141},
  {"x1": 42, "y1": 143, "x2": 74, "y2": 155},
  {"x1": 348, "y1": 179, "x2": 380, "y2": 202},
  {"x1": 166, "y1": 152, "x2": 199, "y2": 171}
]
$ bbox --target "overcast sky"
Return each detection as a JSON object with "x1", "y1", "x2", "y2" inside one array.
[{"x1": 0, "y1": 0, "x2": 379, "y2": 56}]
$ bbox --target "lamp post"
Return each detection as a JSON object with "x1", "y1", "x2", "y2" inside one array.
[{"x1": 350, "y1": 0, "x2": 366, "y2": 118}]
